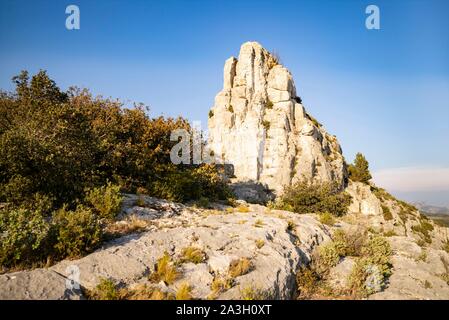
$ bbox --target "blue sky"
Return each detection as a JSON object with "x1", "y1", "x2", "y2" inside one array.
[{"x1": 1, "y1": 0, "x2": 448, "y2": 205}]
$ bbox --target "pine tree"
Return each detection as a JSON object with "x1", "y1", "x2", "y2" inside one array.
[{"x1": 348, "y1": 152, "x2": 372, "y2": 184}]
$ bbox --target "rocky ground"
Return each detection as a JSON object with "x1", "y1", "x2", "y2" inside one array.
[{"x1": 1, "y1": 183, "x2": 449, "y2": 300}]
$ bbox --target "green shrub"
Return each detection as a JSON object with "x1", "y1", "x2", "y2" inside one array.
[
  {"x1": 52, "y1": 206, "x2": 102, "y2": 259},
  {"x1": 319, "y1": 212, "x2": 336, "y2": 225},
  {"x1": 88, "y1": 278, "x2": 120, "y2": 300},
  {"x1": 411, "y1": 219, "x2": 434, "y2": 244},
  {"x1": 276, "y1": 181, "x2": 351, "y2": 216},
  {"x1": 85, "y1": 182, "x2": 123, "y2": 220},
  {"x1": 208, "y1": 110, "x2": 214, "y2": 118},
  {"x1": 0, "y1": 208, "x2": 50, "y2": 267},
  {"x1": 296, "y1": 266, "x2": 320, "y2": 298},
  {"x1": 348, "y1": 153, "x2": 372, "y2": 184},
  {"x1": 318, "y1": 242, "x2": 341, "y2": 269},
  {"x1": 381, "y1": 205, "x2": 393, "y2": 221},
  {"x1": 349, "y1": 235, "x2": 392, "y2": 296}
]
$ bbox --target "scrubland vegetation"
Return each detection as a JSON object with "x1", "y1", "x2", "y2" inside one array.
[{"x1": 0, "y1": 70, "x2": 230, "y2": 271}]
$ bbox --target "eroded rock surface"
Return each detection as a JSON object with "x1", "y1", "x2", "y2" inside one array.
[{"x1": 208, "y1": 42, "x2": 347, "y2": 195}]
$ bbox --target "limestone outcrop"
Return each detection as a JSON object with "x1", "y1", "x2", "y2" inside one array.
[{"x1": 208, "y1": 42, "x2": 347, "y2": 195}]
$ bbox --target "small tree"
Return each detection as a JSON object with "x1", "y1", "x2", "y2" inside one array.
[{"x1": 348, "y1": 153, "x2": 372, "y2": 184}]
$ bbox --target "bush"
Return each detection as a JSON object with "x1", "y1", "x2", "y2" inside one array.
[
  {"x1": 412, "y1": 219, "x2": 434, "y2": 244},
  {"x1": 349, "y1": 235, "x2": 392, "y2": 296},
  {"x1": 88, "y1": 278, "x2": 120, "y2": 300},
  {"x1": 0, "y1": 208, "x2": 50, "y2": 267},
  {"x1": 0, "y1": 70, "x2": 230, "y2": 210},
  {"x1": 52, "y1": 206, "x2": 103, "y2": 259},
  {"x1": 276, "y1": 181, "x2": 351, "y2": 216},
  {"x1": 317, "y1": 242, "x2": 341, "y2": 269},
  {"x1": 381, "y1": 205, "x2": 393, "y2": 221},
  {"x1": 296, "y1": 266, "x2": 320, "y2": 298},
  {"x1": 319, "y1": 212, "x2": 336, "y2": 225},
  {"x1": 85, "y1": 182, "x2": 123, "y2": 220},
  {"x1": 348, "y1": 153, "x2": 372, "y2": 184}
]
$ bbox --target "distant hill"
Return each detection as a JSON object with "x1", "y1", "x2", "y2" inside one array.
[{"x1": 413, "y1": 202, "x2": 449, "y2": 215}]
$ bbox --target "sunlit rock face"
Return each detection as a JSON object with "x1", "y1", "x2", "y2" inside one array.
[{"x1": 208, "y1": 41, "x2": 347, "y2": 194}]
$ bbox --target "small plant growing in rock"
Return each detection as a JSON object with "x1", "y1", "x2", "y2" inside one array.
[
  {"x1": 254, "y1": 219, "x2": 264, "y2": 228},
  {"x1": 88, "y1": 278, "x2": 120, "y2": 300},
  {"x1": 319, "y1": 212, "x2": 336, "y2": 226},
  {"x1": 236, "y1": 204, "x2": 250, "y2": 213},
  {"x1": 296, "y1": 266, "x2": 320, "y2": 299},
  {"x1": 149, "y1": 252, "x2": 179, "y2": 285},
  {"x1": 176, "y1": 282, "x2": 193, "y2": 300},
  {"x1": 381, "y1": 205, "x2": 393, "y2": 221},
  {"x1": 412, "y1": 219, "x2": 434, "y2": 244},
  {"x1": 317, "y1": 242, "x2": 341, "y2": 269},
  {"x1": 121, "y1": 284, "x2": 174, "y2": 300},
  {"x1": 208, "y1": 110, "x2": 214, "y2": 118},
  {"x1": 136, "y1": 194, "x2": 146, "y2": 207},
  {"x1": 255, "y1": 239, "x2": 265, "y2": 249},
  {"x1": 229, "y1": 258, "x2": 253, "y2": 278},
  {"x1": 265, "y1": 100, "x2": 273, "y2": 109},
  {"x1": 239, "y1": 285, "x2": 267, "y2": 300},
  {"x1": 286, "y1": 220, "x2": 296, "y2": 231},
  {"x1": 210, "y1": 276, "x2": 234, "y2": 296},
  {"x1": 228, "y1": 105, "x2": 234, "y2": 113},
  {"x1": 383, "y1": 230, "x2": 397, "y2": 237},
  {"x1": 262, "y1": 120, "x2": 270, "y2": 131},
  {"x1": 180, "y1": 246, "x2": 207, "y2": 264}
]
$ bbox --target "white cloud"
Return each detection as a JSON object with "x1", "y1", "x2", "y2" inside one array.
[{"x1": 372, "y1": 167, "x2": 449, "y2": 192}]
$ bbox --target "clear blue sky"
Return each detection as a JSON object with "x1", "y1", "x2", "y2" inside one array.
[{"x1": 1, "y1": 0, "x2": 448, "y2": 205}]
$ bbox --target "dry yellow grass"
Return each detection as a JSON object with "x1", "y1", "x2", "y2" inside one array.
[
  {"x1": 228, "y1": 258, "x2": 253, "y2": 278},
  {"x1": 255, "y1": 239, "x2": 265, "y2": 249},
  {"x1": 180, "y1": 246, "x2": 207, "y2": 264},
  {"x1": 149, "y1": 252, "x2": 179, "y2": 284},
  {"x1": 176, "y1": 282, "x2": 193, "y2": 300}
]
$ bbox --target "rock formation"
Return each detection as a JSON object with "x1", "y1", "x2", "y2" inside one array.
[{"x1": 208, "y1": 42, "x2": 347, "y2": 195}]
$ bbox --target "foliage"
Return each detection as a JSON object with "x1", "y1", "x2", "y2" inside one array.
[
  {"x1": 348, "y1": 153, "x2": 372, "y2": 184},
  {"x1": 276, "y1": 181, "x2": 352, "y2": 216},
  {"x1": 0, "y1": 208, "x2": 50, "y2": 267},
  {"x1": 296, "y1": 266, "x2": 320, "y2": 298},
  {"x1": 88, "y1": 278, "x2": 120, "y2": 300},
  {"x1": 0, "y1": 70, "x2": 231, "y2": 211},
  {"x1": 0, "y1": 70, "x2": 233, "y2": 269},
  {"x1": 412, "y1": 219, "x2": 434, "y2": 244},
  {"x1": 319, "y1": 212, "x2": 336, "y2": 226},
  {"x1": 85, "y1": 182, "x2": 123, "y2": 220},
  {"x1": 317, "y1": 242, "x2": 341, "y2": 269},
  {"x1": 51, "y1": 205, "x2": 103, "y2": 259},
  {"x1": 381, "y1": 205, "x2": 393, "y2": 221},
  {"x1": 348, "y1": 235, "x2": 392, "y2": 296}
]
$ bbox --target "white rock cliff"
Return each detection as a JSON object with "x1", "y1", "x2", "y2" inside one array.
[{"x1": 208, "y1": 42, "x2": 347, "y2": 195}]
